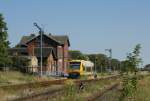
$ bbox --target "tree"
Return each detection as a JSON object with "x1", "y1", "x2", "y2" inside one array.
[
  {"x1": 126, "y1": 44, "x2": 142, "y2": 74},
  {"x1": 120, "y1": 44, "x2": 142, "y2": 100},
  {"x1": 111, "y1": 58, "x2": 120, "y2": 71},
  {"x1": 87, "y1": 53, "x2": 109, "y2": 72},
  {"x1": 69, "y1": 50, "x2": 87, "y2": 60},
  {"x1": 0, "y1": 13, "x2": 10, "y2": 68},
  {"x1": 120, "y1": 60, "x2": 128, "y2": 73},
  {"x1": 70, "y1": 50, "x2": 122, "y2": 73},
  {"x1": 120, "y1": 44, "x2": 142, "y2": 74},
  {"x1": 144, "y1": 64, "x2": 150, "y2": 71},
  {"x1": 11, "y1": 56, "x2": 30, "y2": 72}
]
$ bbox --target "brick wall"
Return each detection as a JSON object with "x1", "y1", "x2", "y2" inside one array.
[{"x1": 63, "y1": 41, "x2": 69, "y2": 73}]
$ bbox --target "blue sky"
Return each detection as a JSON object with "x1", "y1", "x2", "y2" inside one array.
[{"x1": 0, "y1": 0, "x2": 150, "y2": 65}]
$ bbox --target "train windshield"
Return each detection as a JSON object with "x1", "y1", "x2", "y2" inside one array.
[{"x1": 69, "y1": 62, "x2": 81, "y2": 70}]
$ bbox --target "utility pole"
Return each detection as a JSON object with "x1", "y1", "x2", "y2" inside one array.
[
  {"x1": 95, "y1": 56, "x2": 97, "y2": 73},
  {"x1": 34, "y1": 23, "x2": 43, "y2": 76},
  {"x1": 105, "y1": 49, "x2": 112, "y2": 72},
  {"x1": 94, "y1": 56, "x2": 97, "y2": 78}
]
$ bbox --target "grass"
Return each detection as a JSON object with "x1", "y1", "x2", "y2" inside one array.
[
  {"x1": 0, "y1": 71, "x2": 34, "y2": 84},
  {"x1": 0, "y1": 84, "x2": 63, "y2": 101},
  {"x1": 0, "y1": 71, "x2": 63, "y2": 101},
  {"x1": 124, "y1": 76, "x2": 150, "y2": 101},
  {"x1": 0, "y1": 71, "x2": 120, "y2": 101},
  {"x1": 97, "y1": 72, "x2": 110, "y2": 76},
  {"x1": 0, "y1": 71, "x2": 57, "y2": 86},
  {"x1": 49, "y1": 78, "x2": 120, "y2": 101},
  {"x1": 0, "y1": 71, "x2": 65, "y2": 100},
  {"x1": 79, "y1": 72, "x2": 116, "y2": 80}
]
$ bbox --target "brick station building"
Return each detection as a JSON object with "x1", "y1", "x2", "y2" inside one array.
[{"x1": 9, "y1": 33, "x2": 70, "y2": 75}]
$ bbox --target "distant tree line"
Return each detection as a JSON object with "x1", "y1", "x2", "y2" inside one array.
[
  {"x1": 69, "y1": 50, "x2": 121, "y2": 72},
  {"x1": 69, "y1": 47, "x2": 147, "y2": 73},
  {"x1": 143, "y1": 64, "x2": 150, "y2": 71}
]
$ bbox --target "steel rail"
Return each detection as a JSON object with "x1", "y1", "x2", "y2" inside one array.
[{"x1": 9, "y1": 75, "x2": 120, "y2": 101}]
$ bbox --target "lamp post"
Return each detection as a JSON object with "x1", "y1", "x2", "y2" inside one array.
[
  {"x1": 34, "y1": 23, "x2": 43, "y2": 76},
  {"x1": 105, "y1": 49, "x2": 112, "y2": 72}
]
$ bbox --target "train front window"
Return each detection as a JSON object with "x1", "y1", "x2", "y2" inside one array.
[{"x1": 69, "y1": 62, "x2": 81, "y2": 70}]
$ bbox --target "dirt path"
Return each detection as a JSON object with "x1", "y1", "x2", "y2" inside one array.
[{"x1": 95, "y1": 85, "x2": 121, "y2": 101}]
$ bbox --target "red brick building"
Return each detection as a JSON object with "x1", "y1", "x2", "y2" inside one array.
[{"x1": 9, "y1": 33, "x2": 70, "y2": 75}]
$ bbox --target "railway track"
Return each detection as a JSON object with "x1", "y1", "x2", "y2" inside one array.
[
  {"x1": 12, "y1": 87, "x2": 64, "y2": 101},
  {"x1": 94, "y1": 84, "x2": 121, "y2": 101},
  {"x1": 0, "y1": 75, "x2": 120, "y2": 91},
  {"x1": 7, "y1": 75, "x2": 120, "y2": 101},
  {"x1": 87, "y1": 74, "x2": 150, "y2": 101},
  {"x1": 86, "y1": 83, "x2": 120, "y2": 101},
  {"x1": 0, "y1": 78, "x2": 67, "y2": 91}
]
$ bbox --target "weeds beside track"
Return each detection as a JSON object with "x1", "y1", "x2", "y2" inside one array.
[{"x1": 9, "y1": 75, "x2": 120, "y2": 101}]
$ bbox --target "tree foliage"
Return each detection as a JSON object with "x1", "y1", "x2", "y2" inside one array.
[
  {"x1": 11, "y1": 56, "x2": 30, "y2": 72},
  {"x1": 0, "y1": 13, "x2": 10, "y2": 67},
  {"x1": 111, "y1": 58, "x2": 121, "y2": 71},
  {"x1": 120, "y1": 44, "x2": 142, "y2": 101},
  {"x1": 69, "y1": 50, "x2": 88, "y2": 60},
  {"x1": 124, "y1": 44, "x2": 142, "y2": 73},
  {"x1": 87, "y1": 54, "x2": 108, "y2": 72},
  {"x1": 144, "y1": 64, "x2": 150, "y2": 71},
  {"x1": 69, "y1": 50, "x2": 121, "y2": 72}
]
